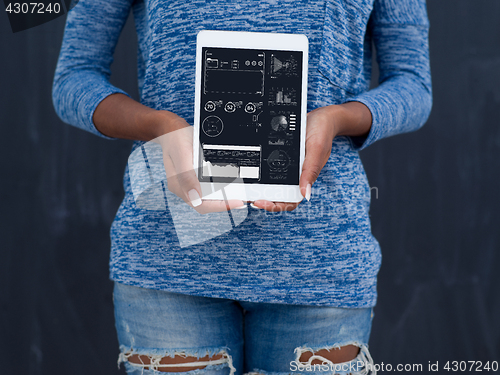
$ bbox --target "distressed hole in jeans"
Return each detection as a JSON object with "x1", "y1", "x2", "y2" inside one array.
[
  {"x1": 119, "y1": 350, "x2": 236, "y2": 374},
  {"x1": 294, "y1": 345, "x2": 377, "y2": 375},
  {"x1": 298, "y1": 345, "x2": 360, "y2": 365}
]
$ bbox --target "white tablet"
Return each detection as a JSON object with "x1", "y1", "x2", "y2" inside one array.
[{"x1": 193, "y1": 30, "x2": 308, "y2": 203}]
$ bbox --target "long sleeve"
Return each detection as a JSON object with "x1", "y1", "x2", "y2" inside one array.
[
  {"x1": 349, "y1": 0, "x2": 433, "y2": 150},
  {"x1": 52, "y1": 0, "x2": 134, "y2": 138}
]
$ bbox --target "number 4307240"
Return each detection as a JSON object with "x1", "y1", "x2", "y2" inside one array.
[
  {"x1": 444, "y1": 360, "x2": 499, "y2": 372},
  {"x1": 5, "y1": 3, "x2": 61, "y2": 14}
]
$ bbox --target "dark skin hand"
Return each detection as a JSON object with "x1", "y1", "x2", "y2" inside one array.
[
  {"x1": 253, "y1": 101, "x2": 372, "y2": 211},
  {"x1": 93, "y1": 93, "x2": 372, "y2": 213},
  {"x1": 93, "y1": 94, "x2": 245, "y2": 213}
]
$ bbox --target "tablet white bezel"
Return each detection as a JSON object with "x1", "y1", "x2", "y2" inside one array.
[{"x1": 194, "y1": 30, "x2": 308, "y2": 203}]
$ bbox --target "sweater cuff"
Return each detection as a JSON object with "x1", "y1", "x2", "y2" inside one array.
[
  {"x1": 345, "y1": 95, "x2": 383, "y2": 151},
  {"x1": 84, "y1": 88, "x2": 131, "y2": 140}
]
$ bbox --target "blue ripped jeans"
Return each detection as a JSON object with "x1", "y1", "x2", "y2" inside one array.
[{"x1": 113, "y1": 282, "x2": 376, "y2": 375}]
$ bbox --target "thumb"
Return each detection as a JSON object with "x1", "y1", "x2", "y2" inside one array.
[
  {"x1": 160, "y1": 127, "x2": 204, "y2": 208},
  {"x1": 176, "y1": 169, "x2": 203, "y2": 208},
  {"x1": 299, "y1": 143, "x2": 329, "y2": 202},
  {"x1": 164, "y1": 153, "x2": 203, "y2": 207}
]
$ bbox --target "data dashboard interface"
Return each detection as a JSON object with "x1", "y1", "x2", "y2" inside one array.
[{"x1": 198, "y1": 47, "x2": 304, "y2": 185}]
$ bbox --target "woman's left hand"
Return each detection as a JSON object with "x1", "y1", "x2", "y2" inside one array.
[{"x1": 251, "y1": 102, "x2": 372, "y2": 212}]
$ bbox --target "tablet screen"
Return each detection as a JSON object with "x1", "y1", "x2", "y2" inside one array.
[{"x1": 198, "y1": 47, "x2": 303, "y2": 186}]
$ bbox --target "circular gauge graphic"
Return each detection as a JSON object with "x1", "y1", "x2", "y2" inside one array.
[
  {"x1": 270, "y1": 115, "x2": 288, "y2": 132},
  {"x1": 245, "y1": 103, "x2": 256, "y2": 113},
  {"x1": 202, "y1": 116, "x2": 224, "y2": 137},
  {"x1": 224, "y1": 102, "x2": 236, "y2": 113},
  {"x1": 267, "y1": 150, "x2": 290, "y2": 169},
  {"x1": 204, "y1": 101, "x2": 216, "y2": 112}
]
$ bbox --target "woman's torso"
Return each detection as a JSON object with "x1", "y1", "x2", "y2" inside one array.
[{"x1": 110, "y1": 0, "x2": 381, "y2": 307}]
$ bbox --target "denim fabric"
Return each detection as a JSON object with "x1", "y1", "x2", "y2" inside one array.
[
  {"x1": 53, "y1": 0, "x2": 432, "y2": 307},
  {"x1": 113, "y1": 282, "x2": 374, "y2": 375}
]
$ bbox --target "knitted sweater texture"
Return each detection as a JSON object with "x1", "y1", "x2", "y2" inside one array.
[{"x1": 53, "y1": 0, "x2": 432, "y2": 307}]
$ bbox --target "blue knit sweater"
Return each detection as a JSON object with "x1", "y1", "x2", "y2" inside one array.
[{"x1": 53, "y1": 0, "x2": 432, "y2": 307}]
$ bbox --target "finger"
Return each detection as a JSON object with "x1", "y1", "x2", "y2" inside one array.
[
  {"x1": 166, "y1": 157, "x2": 245, "y2": 213},
  {"x1": 299, "y1": 140, "x2": 330, "y2": 201},
  {"x1": 177, "y1": 170, "x2": 203, "y2": 206},
  {"x1": 166, "y1": 173, "x2": 245, "y2": 213},
  {"x1": 162, "y1": 152, "x2": 178, "y2": 180},
  {"x1": 160, "y1": 127, "x2": 247, "y2": 212},
  {"x1": 162, "y1": 152, "x2": 200, "y2": 207},
  {"x1": 165, "y1": 126, "x2": 195, "y2": 174},
  {"x1": 158, "y1": 127, "x2": 203, "y2": 207},
  {"x1": 157, "y1": 126, "x2": 196, "y2": 177}
]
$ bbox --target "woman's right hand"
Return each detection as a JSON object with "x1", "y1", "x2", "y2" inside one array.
[
  {"x1": 93, "y1": 94, "x2": 244, "y2": 214},
  {"x1": 151, "y1": 111, "x2": 245, "y2": 214}
]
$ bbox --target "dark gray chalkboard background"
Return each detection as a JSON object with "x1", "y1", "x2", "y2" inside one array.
[{"x1": 1, "y1": 1, "x2": 499, "y2": 374}]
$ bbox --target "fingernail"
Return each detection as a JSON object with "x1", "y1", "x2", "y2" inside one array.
[
  {"x1": 188, "y1": 189, "x2": 202, "y2": 207},
  {"x1": 305, "y1": 184, "x2": 311, "y2": 202},
  {"x1": 250, "y1": 203, "x2": 261, "y2": 209},
  {"x1": 235, "y1": 204, "x2": 247, "y2": 209}
]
